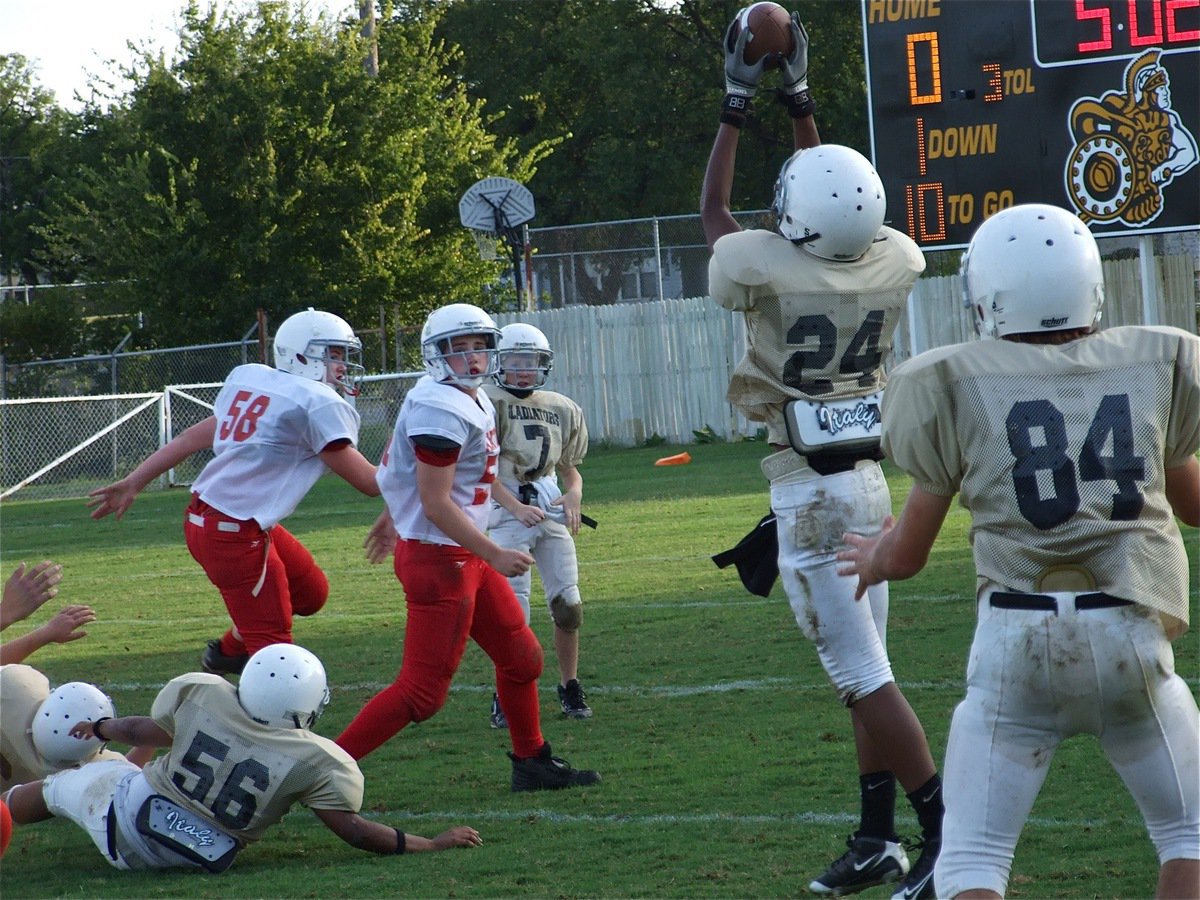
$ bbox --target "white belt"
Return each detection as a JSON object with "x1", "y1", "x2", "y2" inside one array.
[
  {"x1": 187, "y1": 513, "x2": 265, "y2": 596},
  {"x1": 760, "y1": 448, "x2": 819, "y2": 484},
  {"x1": 187, "y1": 513, "x2": 241, "y2": 532}
]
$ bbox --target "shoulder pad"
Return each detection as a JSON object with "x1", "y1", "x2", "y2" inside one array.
[{"x1": 713, "y1": 231, "x2": 780, "y2": 286}]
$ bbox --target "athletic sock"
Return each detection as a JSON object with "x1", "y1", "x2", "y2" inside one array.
[
  {"x1": 858, "y1": 770, "x2": 897, "y2": 840},
  {"x1": 907, "y1": 773, "x2": 944, "y2": 838}
]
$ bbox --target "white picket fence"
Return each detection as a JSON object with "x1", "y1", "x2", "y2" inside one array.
[{"x1": 498, "y1": 254, "x2": 1197, "y2": 446}]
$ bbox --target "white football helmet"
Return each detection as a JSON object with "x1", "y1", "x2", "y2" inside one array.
[
  {"x1": 497, "y1": 323, "x2": 554, "y2": 389},
  {"x1": 420, "y1": 303, "x2": 500, "y2": 389},
  {"x1": 32, "y1": 681, "x2": 116, "y2": 766},
  {"x1": 773, "y1": 144, "x2": 887, "y2": 261},
  {"x1": 962, "y1": 204, "x2": 1104, "y2": 339},
  {"x1": 237, "y1": 644, "x2": 330, "y2": 730},
  {"x1": 273, "y1": 308, "x2": 364, "y2": 396}
]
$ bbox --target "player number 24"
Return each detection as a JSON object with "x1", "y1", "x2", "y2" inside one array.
[
  {"x1": 1006, "y1": 394, "x2": 1145, "y2": 530},
  {"x1": 783, "y1": 311, "x2": 885, "y2": 395}
]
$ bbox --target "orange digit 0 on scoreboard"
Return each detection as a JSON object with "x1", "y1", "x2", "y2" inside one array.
[{"x1": 905, "y1": 31, "x2": 942, "y2": 105}]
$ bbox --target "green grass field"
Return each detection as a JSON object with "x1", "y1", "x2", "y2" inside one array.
[{"x1": 1, "y1": 440, "x2": 1196, "y2": 898}]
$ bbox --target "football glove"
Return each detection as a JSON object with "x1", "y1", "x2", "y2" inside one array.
[
  {"x1": 776, "y1": 13, "x2": 815, "y2": 118},
  {"x1": 723, "y1": 16, "x2": 769, "y2": 99},
  {"x1": 779, "y1": 13, "x2": 810, "y2": 96}
]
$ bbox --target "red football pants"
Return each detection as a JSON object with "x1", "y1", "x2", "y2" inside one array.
[
  {"x1": 184, "y1": 496, "x2": 328, "y2": 656},
  {"x1": 336, "y1": 539, "x2": 545, "y2": 760}
]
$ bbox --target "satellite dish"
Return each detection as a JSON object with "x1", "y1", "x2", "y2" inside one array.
[{"x1": 459, "y1": 177, "x2": 535, "y2": 233}]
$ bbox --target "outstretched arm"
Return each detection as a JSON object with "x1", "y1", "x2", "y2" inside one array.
[
  {"x1": 700, "y1": 11, "x2": 819, "y2": 253},
  {"x1": 87, "y1": 418, "x2": 218, "y2": 520},
  {"x1": 312, "y1": 807, "x2": 482, "y2": 854},
  {"x1": 836, "y1": 484, "x2": 953, "y2": 599},
  {"x1": 0, "y1": 561, "x2": 63, "y2": 631},
  {"x1": 320, "y1": 443, "x2": 380, "y2": 497},
  {"x1": 0, "y1": 604, "x2": 96, "y2": 665}
]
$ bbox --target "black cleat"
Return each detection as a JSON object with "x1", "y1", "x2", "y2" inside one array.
[
  {"x1": 509, "y1": 743, "x2": 601, "y2": 792},
  {"x1": 489, "y1": 692, "x2": 508, "y2": 730},
  {"x1": 891, "y1": 836, "x2": 939, "y2": 900},
  {"x1": 202, "y1": 639, "x2": 249, "y2": 676},
  {"x1": 557, "y1": 679, "x2": 593, "y2": 719},
  {"x1": 809, "y1": 833, "x2": 909, "y2": 896}
]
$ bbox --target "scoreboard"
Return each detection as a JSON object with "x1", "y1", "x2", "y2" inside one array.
[{"x1": 862, "y1": 0, "x2": 1200, "y2": 248}]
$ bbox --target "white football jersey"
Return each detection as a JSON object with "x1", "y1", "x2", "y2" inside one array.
[
  {"x1": 708, "y1": 227, "x2": 925, "y2": 442},
  {"x1": 191, "y1": 364, "x2": 361, "y2": 529},
  {"x1": 483, "y1": 384, "x2": 588, "y2": 493},
  {"x1": 882, "y1": 326, "x2": 1200, "y2": 634},
  {"x1": 142, "y1": 673, "x2": 364, "y2": 845},
  {"x1": 0, "y1": 664, "x2": 125, "y2": 791},
  {"x1": 378, "y1": 376, "x2": 500, "y2": 544}
]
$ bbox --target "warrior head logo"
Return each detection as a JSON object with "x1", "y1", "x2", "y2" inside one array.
[{"x1": 1065, "y1": 50, "x2": 1198, "y2": 226}]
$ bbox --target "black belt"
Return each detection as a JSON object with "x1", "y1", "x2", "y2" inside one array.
[
  {"x1": 106, "y1": 801, "x2": 120, "y2": 861},
  {"x1": 990, "y1": 591, "x2": 1133, "y2": 612}
]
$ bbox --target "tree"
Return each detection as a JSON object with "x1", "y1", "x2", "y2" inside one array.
[
  {"x1": 0, "y1": 55, "x2": 79, "y2": 285},
  {"x1": 435, "y1": 0, "x2": 867, "y2": 225},
  {"x1": 36, "y1": 2, "x2": 547, "y2": 349}
]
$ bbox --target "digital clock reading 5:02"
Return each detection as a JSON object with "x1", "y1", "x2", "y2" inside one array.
[{"x1": 1033, "y1": 0, "x2": 1200, "y2": 67}]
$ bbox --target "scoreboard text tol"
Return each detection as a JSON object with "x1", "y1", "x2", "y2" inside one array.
[{"x1": 862, "y1": 0, "x2": 1199, "y2": 249}]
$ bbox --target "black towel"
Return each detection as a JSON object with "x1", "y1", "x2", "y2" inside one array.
[{"x1": 712, "y1": 512, "x2": 779, "y2": 598}]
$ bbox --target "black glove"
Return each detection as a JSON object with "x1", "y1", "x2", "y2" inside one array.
[{"x1": 776, "y1": 13, "x2": 815, "y2": 119}]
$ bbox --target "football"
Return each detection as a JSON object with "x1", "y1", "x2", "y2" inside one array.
[{"x1": 730, "y1": 2, "x2": 795, "y2": 68}]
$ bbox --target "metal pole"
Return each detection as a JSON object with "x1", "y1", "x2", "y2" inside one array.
[
  {"x1": 249, "y1": 315, "x2": 265, "y2": 364},
  {"x1": 379, "y1": 304, "x2": 386, "y2": 373},
  {"x1": 524, "y1": 224, "x2": 534, "y2": 312},
  {"x1": 652, "y1": 217, "x2": 665, "y2": 303},
  {"x1": 111, "y1": 332, "x2": 133, "y2": 394},
  {"x1": 1137, "y1": 234, "x2": 1161, "y2": 326}
]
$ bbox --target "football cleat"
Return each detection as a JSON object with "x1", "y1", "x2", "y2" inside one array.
[
  {"x1": 891, "y1": 835, "x2": 939, "y2": 900},
  {"x1": 489, "y1": 692, "x2": 508, "y2": 730},
  {"x1": 509, "y1": 743, "x2": 601, "y2": 792},
  {"x1": 557, "y1": 679, "x2": 593, "y2": 719},
  {"x1": 202, "y1": 639, "x2": 249, "y2": 676},
  {"x1": 809, "y1": 833, "x2": 909, "y2": 896}
]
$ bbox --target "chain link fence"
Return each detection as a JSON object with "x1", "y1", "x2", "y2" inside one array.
[
  {"x1": 0, "y1": 372, "x2": 420, "y2": 503},
  {"x1": 0, "y1": 322, "x2": 421, "y2": 401}
]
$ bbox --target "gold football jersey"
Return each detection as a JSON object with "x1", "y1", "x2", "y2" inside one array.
[
  {"x1": 708, "y1": 227, "x2": 925, "y2": 441},
  {"x1": 484, "y1": 384, "x2": 588, "y2": 485},
  {"x1": 883, "y1": 326, "x2": 1200, "y2": 635},
  {"x1": 0, "y1": 664, "x2": 126, "y2": 790},
  {"x1": 143, "y1": 673, "x2": 365, "y2": 844}
]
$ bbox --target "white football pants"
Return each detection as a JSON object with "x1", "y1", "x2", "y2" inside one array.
[{"x1": 771, "y1": 461, "x2": 894, "y2": 705}]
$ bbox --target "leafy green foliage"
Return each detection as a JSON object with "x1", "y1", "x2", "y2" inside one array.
[
  {"x1": 6, "y1": 2, "x2": 870, "y2": 358},
  {"x1": 34, "y1": 4, "x2": 547, "y2": 347},
  {"x1": 437, "y1": 0, "x2": 868, "y2": 225},
  {"x1": 0, "y1": 55, "x2": 80, "y2": 285}
]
